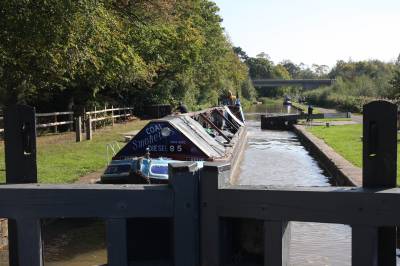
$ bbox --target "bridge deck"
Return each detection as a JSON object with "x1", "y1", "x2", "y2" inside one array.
[{"x1": 253, "y1": 79, "x2": 335, "y2": 88}]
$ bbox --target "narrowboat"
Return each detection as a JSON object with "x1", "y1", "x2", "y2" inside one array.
[
  {"x1": 101, "y1": 105, "x2": 247, "y2": 184},
  {"x1": 283, "y1": 95, "x2": 292, "y2": 105}
]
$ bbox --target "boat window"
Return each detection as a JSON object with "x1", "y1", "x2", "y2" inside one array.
[
  {"x1": 105, "y1": 164, "x2": 131, "y2": 174},
  {"x1": 150, "y1": 165, "x2": 169, "y2": 176}
]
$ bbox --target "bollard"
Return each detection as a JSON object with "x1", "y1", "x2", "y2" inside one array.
[
  {"x1": 352, "y1": 100, "x2": 397, "y2": 266},
  {"x1": 75, "y1": 116, "x2": 82, "y2": 142},
  {"x1": 86, "y1": 117, "x2": 92, "y2": 140}
]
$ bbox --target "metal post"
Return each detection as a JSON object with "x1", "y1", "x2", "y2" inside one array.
[
  {"x1": 4, "y1": 105, "x2": 41, "y2": 266},
  {"x1": 169, "y1": 162, "x2": 200, "y2": 266},
  {"x1": 352, "y1": 100, "x2": 398, "y2": 266},
  {"x1": 75, "y1": 116, "x2": 82, "y2": 142},
  {"x1": 86, "y1": 117, "x2": 92, "y2": 140}
]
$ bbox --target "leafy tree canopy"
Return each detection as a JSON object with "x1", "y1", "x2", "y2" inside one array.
[{"x1": 0, "y1": 0, "x2": 255, "y2": 111}]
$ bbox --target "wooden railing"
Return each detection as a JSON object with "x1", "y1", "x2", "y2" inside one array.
[
  {"x1": 0, "y1": 106, "x2": 134, "y2": 141},
  {"x1": 1, "y1": 101, "x2": 398, "y2": 266},
  {"x1": 85, "y1": 106, "x2": 134, "y2": 124},
  {"x1": 35, "y1": 111, "x2": 74, "y2": 132},
  {"x1": 83, "y1": 106, "x2": 134, "y2": 140},
  {"x1": 0, "y1": 111, "x2": 74, "y2": 134},
  {"x1": 201, "y1": 166, "x2": 400, "y2": 266},
  {"x1": 0, "y1": 164, "x2": 198, "y2": 266}
]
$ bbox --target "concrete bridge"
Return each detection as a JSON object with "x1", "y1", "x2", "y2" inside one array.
[{"x1": 252, "y1": 79, "x2": 335, "y2": 89}]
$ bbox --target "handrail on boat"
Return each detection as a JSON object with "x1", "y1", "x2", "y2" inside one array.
[{"x1": 106, "y1": 141, "x2": 121, "y2": 165}]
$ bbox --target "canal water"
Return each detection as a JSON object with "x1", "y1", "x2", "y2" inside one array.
[
  {"x1": 241, "y1": 103, "x2": 351, "y2": 266},
  {"x1": 243, "y1": 103, "x2": 399, "y2": 266}
]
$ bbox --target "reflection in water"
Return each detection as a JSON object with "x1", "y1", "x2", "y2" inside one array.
[
  {"x1": 43, "y1": 219, "x2": 107, "y2": 266},
  {"x1": 246, "y1": 102, "x2": 299, "y2": 115},
  {"x1": 0, "y1": 219, "x2": 107, "y2": 266}
]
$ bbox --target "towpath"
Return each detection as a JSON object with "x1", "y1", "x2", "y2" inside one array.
[
  {"x1": 75, "y1": 130, "x2": 141, "y2": 184},
  {"x1": 313, "y1": 105, "x2": 363, "y2": 124}
]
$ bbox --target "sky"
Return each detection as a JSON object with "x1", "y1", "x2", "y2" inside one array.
[{"x1": 213, "y1": 0, "x2": 400, "y2": 68}]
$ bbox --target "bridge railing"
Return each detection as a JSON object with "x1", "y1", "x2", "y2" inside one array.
[{"x1": 252, "y1": 79, "x2": 335, "y2": 89}]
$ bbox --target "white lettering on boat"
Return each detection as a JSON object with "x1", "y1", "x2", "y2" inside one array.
[{"x1": 131, "y1": 131, "x2": 162, "y2": 150}]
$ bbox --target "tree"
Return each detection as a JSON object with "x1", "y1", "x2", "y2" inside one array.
[
  {"x1": 280, "y1": 60, "x2": 300, "y2": 79},
  {"x1": 312, "y1": 64, "x2": 329, "y2": 78},
  {"x1": 233, "y1": 46, "x2": 249, "y2": 61},
  {"x1": 246, "y1": 57, "x2": 274, "y2": 79},
  {"x1": 256, "y1": 52, "x2": 271, "y2": 60},
  {"x1": 274, "y1": 65, "x2": 290, "y2": 80},
  {"x1": 0, "y1": 0, "x2": 253, "y2": 110},
  {"x1": 389, "y1": 69, "x2": 400, "y2": 98}
]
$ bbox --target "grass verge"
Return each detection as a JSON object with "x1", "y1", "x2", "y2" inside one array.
[
  {"x1": 291, "y1": 102, "x2": 322, "y2": 114},
  {"x1": 299, "y1": 118, "x2": 352, "y2": 123},
  {"x1": 0, "y1": 120, "x2": 148, "y2": 184},
  {"x1": 307, "y1": 124, "x2": 400, "y2": 184},
  {"x1": 258, "y1": 97, "x2": 282, "y2": 105}
]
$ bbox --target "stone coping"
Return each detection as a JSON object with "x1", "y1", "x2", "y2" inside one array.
[{"x1": 293, "y1": 125, "x2": 362, "y2": 187}]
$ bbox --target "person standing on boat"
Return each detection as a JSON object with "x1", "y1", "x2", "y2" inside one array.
[
  {"x1": 176, "y1": 101, "x2": 188, "y2": 114},
  {"x1": 223, "y1": 90, "x2": 236, "y2": 105},
  {"x1": 307, "y1": 105, "x2": 314, "y2": 122}
]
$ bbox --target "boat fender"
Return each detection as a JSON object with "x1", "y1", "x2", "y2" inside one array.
[{"x1": 134, "y1": 157, "x2": 150, "y2": 184}]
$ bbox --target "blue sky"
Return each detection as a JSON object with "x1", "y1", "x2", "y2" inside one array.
[{"x1": 213, "y1": 0, "x2": 400, "y2": 67}]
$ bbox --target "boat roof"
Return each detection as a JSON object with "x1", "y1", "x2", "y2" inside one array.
[
  {"x1": 167, "y1": 115, "x2": 226, "y2": 157},
  {"x1": 114, "y1": 114, "x2": 226, "y2": 160},
  {"x1": 224, "y1": 105, "x2": 244, "y2": 127}
]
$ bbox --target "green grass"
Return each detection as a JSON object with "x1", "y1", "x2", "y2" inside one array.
[
  {"x1": 299, "y1": 118, "x2": 352, "y2": 123},
  {"x1": 307, "y1": 124, "x2": 400, "y2": 184},
  {"x1": 258, "y1": 97, "x2": 282, "y2": 105},
  {"x1": 0, "y1": 120, "x2": 148, "y2": 184},
  {"x1": 292, "y1": 102, "x2": 322, "y2": 114}
]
